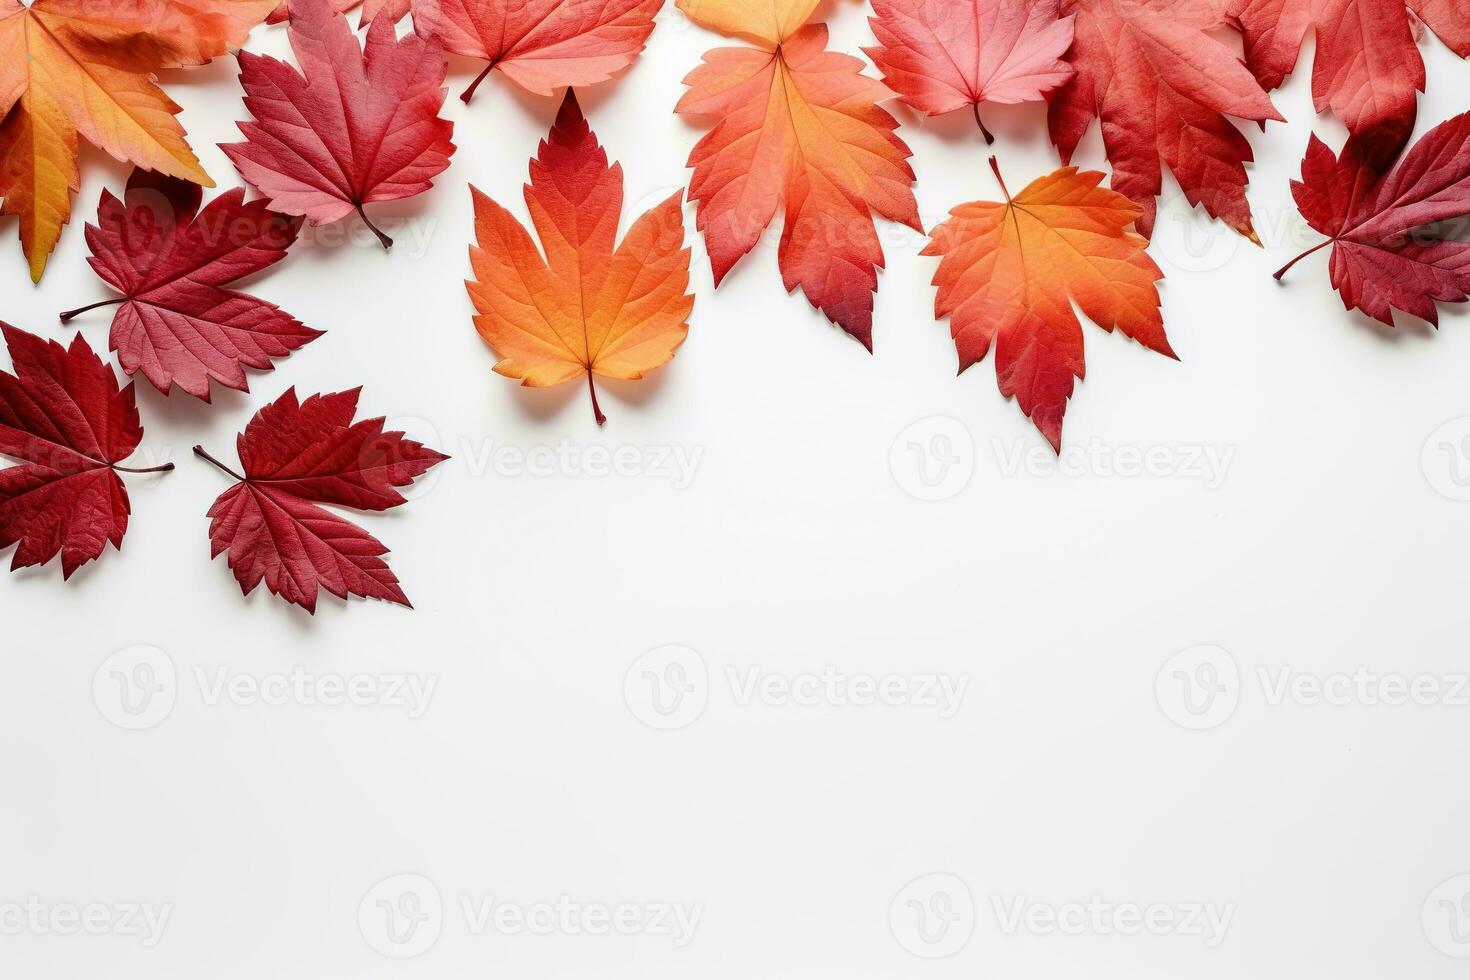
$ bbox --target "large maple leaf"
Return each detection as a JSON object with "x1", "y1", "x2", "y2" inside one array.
[
  {"x1": 0, "y1": 0, "x2": 274, "y2": 282},
  {"x1": 864, "y1": 0, "x2": 1075, "y2": 144},
  {"x1": 676, "y1": 0, "x2": 922, "y2": 349},
  {"x1": 194, "y1": 388, "x2": 447, "y2": 613},
  {"x1": 0, "y1": 323, "x2": 173, "y2": 578},
  {"x1": 222, "y1": 0, "x2": 456, "y2": 250},
  {"x1": 468, "y1": 92, "x2": 692, "y2": 425},
  {"x1": 1274, "y1": 111, "x2": 1470, "y2": 326},
  {"x1": 923, "y1": 159, "x2": 1173, "y2": 451},
  {"x1": 415, "y1": 0, "x2": 663, "y2": 103},
  {"x1": 1227, "y1": 0, "x2": 1469, "y2": 152},
  {"x1": 1048, "y1": 0, "x2": 1282, "y2": 241},
  {"x1": 61, "y1": 169, "x2": 320, "y2": 401}
]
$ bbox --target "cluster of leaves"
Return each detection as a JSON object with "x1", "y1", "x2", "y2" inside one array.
[{"x1": 3, "y1": 0, "x2": 1470, "y2": 600}]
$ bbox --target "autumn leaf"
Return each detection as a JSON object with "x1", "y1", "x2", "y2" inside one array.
[
  {"x1": 676, "y1": 1, "x2": 921, "y2": 349},
  {"x1": 0, "y1": 0, "x2": 274, "y2": 282},
  {"x1": 194, "y1": 388, "x2": 447, "y2": 613},
  {"x1": 864, "y1": 0, "x2": 1075, "y2": 144},
  {"x1": 0, "y1": 323, "x2": 174, "y2": 578},
  {"x1": 923, "y1": 158, "x2": 1172, "y2": 451},
  {"x1": 1274, "y1": 111, "x2": 1470, "y2": 326},
  {"x1": 267, "y1": 0, "x2": 408, "y2": 25},
  {"x1": 415, "y1": 0, "x2": 663, "y2": 103},
  {"x1": 60, "y1": 170, "x2": 320, "y2": 401},
  {"x1": 468, "y1": 91, "x2": 692, "y2": 425},
  {"x1": 1227, "y1": 0, "x2": 1469, "y2": 154},
  {"x1": 1049, "y1": 0, "x2": 1283, "y2": 241},
  {"x1": 222, "y1": 0, "x2": 456, "y2": 250}
]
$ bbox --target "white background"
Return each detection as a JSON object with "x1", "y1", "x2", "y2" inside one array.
[{"x1": 3, "y1": 2, "x2": 1470, "y2": 977}]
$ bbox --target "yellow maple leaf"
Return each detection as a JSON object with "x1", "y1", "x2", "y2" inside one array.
[{"x1": 0, "y1": 0, "x2": 273, "y2": 281}]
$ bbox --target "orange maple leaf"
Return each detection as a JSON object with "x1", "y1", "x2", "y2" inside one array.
[
  {"x1": 467, "y1": 92, "x2": 693, "y2": 425},
  {"x1": 0, "y1": 0, "x2": 272, "y2": 282},
  {"x1": 675, "y1": 0, "x2": 921, "y2": 349},
  {"x1": 924, "y1": 159, "x2": 1173, "y2": 451}
]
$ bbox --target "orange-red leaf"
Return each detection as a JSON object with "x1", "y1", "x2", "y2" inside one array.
[
  {"x1": 467, "y1": 92, "x2": 693, "y2": 425},
  {"x1": 416, "y1": 0, "x2": 662, "y2": 103},
  {"x1": 924, "y1": 160, "x2": 1172, "y2": 451},
  {"x1": 676, "y1": 7, "x2": 921, "y2": 349}
]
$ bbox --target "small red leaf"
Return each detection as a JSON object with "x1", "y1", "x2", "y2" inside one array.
[
  {"x1": 197, "y1": 387, "x2": 447, "y2": 613},
  {"x1": 223, "y1": 0, "x2": 456, "y2": 249},
  {"x1": 68, "y1": 169, "x2": 321, "y2": 401},
  {"x1": 0, "y1": 323, "x2": 172, "y2": 578},
  {"x1": 1277, "y1": 111, "x2": 1470, "y2": 327}
]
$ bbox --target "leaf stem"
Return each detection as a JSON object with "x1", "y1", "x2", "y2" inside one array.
[
  {"x1": 972, "y1": 103, "x2": 995, "y2": 145},
  {"x1": 59, "y1": 298, "x2": 124, "y2": 323},
  {"x1": 587, "y1": 372, "x2": 606, "y2": 426},
  {"x1": 356, "y1": 204, "x2": 393, "y2": 249},
  {"x1": 192, "y1": 445, "x2": 244, "y2": 482},
  {"x1": 460, "y1": 63, "x2": 495, "y2": 104},
  {"x1": 1272, "y1": 239, "x2": 1332, "y2": 280},
  {"x1": 114, "y1": 462, "x2": 175, "y2": 474},
  {"x1": 988, "y1": 155, "x2": 1011, "y2": 202}
]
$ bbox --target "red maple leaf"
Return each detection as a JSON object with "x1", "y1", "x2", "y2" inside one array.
[
  {"x1": 60, "y1": 169, "x2": 320, "y2": 401},
  {"x1": 1049, "y1": 0, "x2": 1283, "y2": 240},
  {"x1": 1274, "y1": 111, "x2": 1470, "y2": 326},
  {"x1": 1227, "y1": 0, "x2": 1470, "y2": 153},
  {"x1": 222, "y1": 0, "x2": 456, "y2": 249},
  {"x1": 194, "y1": 388, "x2": 447, "y2": 613},
  {"x1": 0, "y1": 323, "x2": 173, "y2": 579}
]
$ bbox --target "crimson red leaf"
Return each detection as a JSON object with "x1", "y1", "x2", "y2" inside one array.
[
  {"x1": 0, "y1": 323, "x2": 172, "y2": 578},
  {"x1": 222, "y1": 0, "x2": 456, "y2": 250},
  {"x1": 1276, "y1": 111, "x2": 1470, "y2": 325},
  {"x1": 1049, "y1": 0, "x2": 1283, "y2": 240},
  {"x1": 195, "y1": 387, "x2": 447, "y2": 613},
  {"x1": 63, "y1": 169, "x2": 320, "y2": 401},
  {"x1": 1228, "y1": 0, "x2": 1470, "y2": 154}
]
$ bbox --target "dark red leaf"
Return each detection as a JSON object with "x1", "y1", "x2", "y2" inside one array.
[
  {"x1": 196, "y1": 387, "x2": 447, "y2": 613},
  {"x1": 0, "y1": 323, "x2": 172, "y2": 578},
  {"x1": 1276, "y1": 111, "x2": 1470, "y2": 326}
]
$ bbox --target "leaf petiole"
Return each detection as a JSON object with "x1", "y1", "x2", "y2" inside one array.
[
  {"x1": 59, "y1": 298, "x2": 124, "y2": 323},
  {"x1": 1273, "y1": 239, "x2": 1333, "y2": 281},
  {"x1": 192, "y1": 445, "x2": 245, "y2": 482}
]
